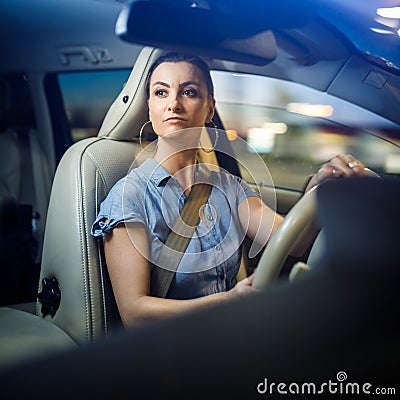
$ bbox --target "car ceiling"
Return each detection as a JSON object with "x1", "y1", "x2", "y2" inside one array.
[
  {"x1": 0, "y1": 0, "x2": 399, "y2": 127},
  {"x1": 0, "y1": 0, "x2": 139, "y2": 72}
]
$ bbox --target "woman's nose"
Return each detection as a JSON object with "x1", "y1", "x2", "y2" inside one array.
[{"x1": 168, "y1": 95, "x2": 181, "y2": 111}]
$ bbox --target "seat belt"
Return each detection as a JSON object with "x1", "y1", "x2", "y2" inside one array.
[{"x1": 150, "y1": 181, "x2": 212, "y2": 298}]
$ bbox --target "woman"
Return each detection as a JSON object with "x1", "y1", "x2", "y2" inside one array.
[{"x1": 92, "y1": 53, "x2": 367, "y2": 327}]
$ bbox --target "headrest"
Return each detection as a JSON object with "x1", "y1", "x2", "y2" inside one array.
[{"x1": 98, "y1": 47, "x2": 166, "y2": 140}]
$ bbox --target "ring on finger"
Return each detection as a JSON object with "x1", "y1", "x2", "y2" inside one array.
[{"x1": 347, "y1": 161, "x2": 359, "y2": 169}]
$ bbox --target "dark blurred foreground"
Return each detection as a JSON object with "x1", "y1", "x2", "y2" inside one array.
[{"x1": 1, "y1": 178, "x2": 399, "y2": 399}]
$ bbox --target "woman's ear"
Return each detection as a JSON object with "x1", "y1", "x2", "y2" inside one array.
[{"x1": 206, "y1": 98, "x2": 216, "y2": 123}]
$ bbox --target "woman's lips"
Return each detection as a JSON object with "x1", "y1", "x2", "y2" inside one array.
[{"x1": 165, "y1": 116, "x2": 185, "y2": 123}]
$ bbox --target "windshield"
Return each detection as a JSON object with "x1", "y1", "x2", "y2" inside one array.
[{"x1": 212, "y1": 71, "x2": 400, "y2": 190}]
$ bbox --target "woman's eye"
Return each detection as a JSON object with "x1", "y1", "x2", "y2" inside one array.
[
  {"x1": 154, "y1": 89, "x2": 167, "y2": 96},
  {"x1": 183, "y1": 88, "x2": 197, "y2": 97}
]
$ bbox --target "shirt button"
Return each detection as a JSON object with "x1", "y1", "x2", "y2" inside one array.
[
  {"x1": 207, "y1": 215, "x2": 213, "y2": 221},
  {"x1": 215, "y1": 245, "x2": 221, "y2": 251}
]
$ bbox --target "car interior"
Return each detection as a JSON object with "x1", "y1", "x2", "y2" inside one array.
[{"x1": 0, "y1": 0, "x2": 400, "y2": 392}]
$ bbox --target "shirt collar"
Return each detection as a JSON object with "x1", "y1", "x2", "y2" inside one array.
[
  {"x1": 140, "y1": 157, "x2": 172, "y2": 187},
  {"x1": 140, "y1": 157, "x2": 213, "y2": 187}
]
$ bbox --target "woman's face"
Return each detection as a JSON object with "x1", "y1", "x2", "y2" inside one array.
[{"x1": 148, "y1": 61, "x2": 215, "y2": 137}]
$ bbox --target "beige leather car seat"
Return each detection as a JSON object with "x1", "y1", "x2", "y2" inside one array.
[
  {"x1": 37, "y1": 47, "x2": 166, "y2": 345},
  {"x1": 1, "y1": 48, "x2": 168, "y2": 368},
  {"x1": 0, "y1": 47, "x2": 243, "y2": 368}
]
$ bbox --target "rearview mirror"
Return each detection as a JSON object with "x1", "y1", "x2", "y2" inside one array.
[{"x1": 115, "y1": 0, "x2": 279, "y2": 65}]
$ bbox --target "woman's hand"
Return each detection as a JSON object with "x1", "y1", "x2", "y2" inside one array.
[
  {"x1": 304, "y1": 154, "x2": 369, "y2": 193},
  {"x1": 227, "y1": 271, "x2": 260, "y2": 298}
]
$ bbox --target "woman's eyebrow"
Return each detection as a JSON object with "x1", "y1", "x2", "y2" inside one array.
[
  {"x1": 152, "y1": 80, "x2": 201, "y2": 88},
  {"x1": 179, "y1": 81, "x2": 200, "y2": 88},
  {"x1": 152, "y1": 81, "x2": 170, "y2": 88}
]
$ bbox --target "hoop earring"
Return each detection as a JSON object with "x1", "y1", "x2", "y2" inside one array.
[
  {"x1": 201, "y1": 120, "x2": 219, "y2": 153},
  {"x1": 139, "y1": 120, "x2": 153, "y2": 147}
]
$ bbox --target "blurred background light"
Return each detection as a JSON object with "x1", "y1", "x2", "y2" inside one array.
[
  {"x1": 225, "y1": 129, "x2": 238, "y2": 141},
  {"x1": 247, "y1": 127, "x2": 275, "y2": 153},
  {"x1": 377, "y1": 7, "x2": 400, "y2": 19},
  {"x1": 262, "y1": 122, "x2": 288, "y2": 134},
  {"x1": 247, "y1": 123, "x2": 287, "y2": 153},
  {"x1": 385, "y1": 153, "x2": 400, "y2": 173},
  {"x1": 287, "y1": 103, "x2": 334, "y2": 118},
  {"x1": 375, "y1": 15, "x2": 399, "y2": 28},
  {"x1": 371, "y1": 27, "x2": 396, "y2": 34}
]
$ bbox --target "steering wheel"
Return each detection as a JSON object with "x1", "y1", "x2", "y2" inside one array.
[
  {"x1": 252, "y1": 186, "x2": 317, "y2": 289},
  {"x1": 252, "y1": 168, "x2": 379, "y2": 289}
]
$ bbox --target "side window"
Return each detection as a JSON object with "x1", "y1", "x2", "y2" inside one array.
[
  {"x1": 212, "y1": 71, "x2": 400, "y2": 191},
  {"x1": 58, "y1": 69, "x2": 130, "y2": 142}
]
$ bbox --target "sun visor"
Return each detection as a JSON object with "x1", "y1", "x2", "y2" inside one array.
[{"x1": 115, "y1": 0, "x2": 278, "y2": 65}]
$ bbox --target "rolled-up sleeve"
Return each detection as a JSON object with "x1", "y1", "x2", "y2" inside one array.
[
  {"x1": 91, "y1": 178, "x2": 146, "y2": 238},
  {"x1": 232, "y1": 175, "x2": 261, "y2": 205}
]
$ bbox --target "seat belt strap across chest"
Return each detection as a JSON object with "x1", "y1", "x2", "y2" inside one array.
[{"x1": 150, "y1": 181, "x2": 212, "y2": 298}]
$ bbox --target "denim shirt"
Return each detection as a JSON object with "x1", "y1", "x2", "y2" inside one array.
[{"x1": 91, "y1": 158, "x2": 260, "y2": 299}]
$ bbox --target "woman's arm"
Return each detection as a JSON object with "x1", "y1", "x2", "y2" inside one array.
[
  {"x1": 238, "y1": 195, "x2": 283, "y2": 255},
  {"x1": 103, "y1": 222, "x2": 255, "y2": 327}
]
